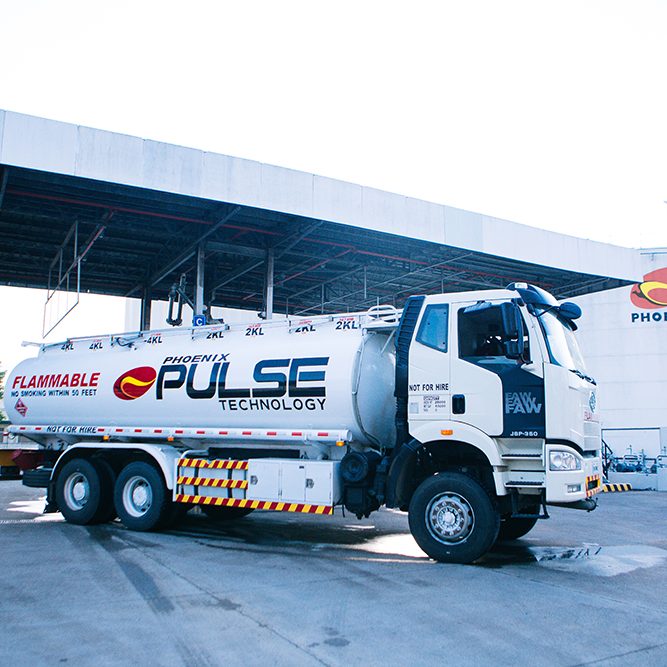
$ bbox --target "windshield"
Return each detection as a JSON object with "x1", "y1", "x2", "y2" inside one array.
[{"x1": 539, "y1": 310, "x2": 588, "y2": 374}]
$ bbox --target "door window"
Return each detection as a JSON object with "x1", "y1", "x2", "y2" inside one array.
[
  {"x1": 458, "y1": 305, "x2": 528, "y2": 366},
  {"x1": 416, "y1": 304, "x2": 449, "y2": 352}
]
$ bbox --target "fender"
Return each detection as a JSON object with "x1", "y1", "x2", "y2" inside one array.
[
  {"x1": 387, "y1": 422, "x2": 507, "y2": 503},
  {"x1": 50, "y1": 442, "x2": 182, "y2": 490},
  {"x1": 409, "y1": 421, "x2": 505, "y2": 468}
]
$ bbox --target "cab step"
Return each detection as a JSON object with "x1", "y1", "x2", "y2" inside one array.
[
  {"x1": 501, "y1": 453, "x2": 542, "y2": 460},
  {"x1": 505, "y1": 480, "x2": 544, "y2": 487}
]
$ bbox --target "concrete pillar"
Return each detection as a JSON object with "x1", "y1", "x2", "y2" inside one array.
[
  {"x1": 140, "y1": 284, "x2": 152, "y2": 331},
  {"x1": 194, "y1": 243, "x2": 206, "y2": 317},
  {"x1": 265, "y1": 247, "x2": 274, "y2": 320}
]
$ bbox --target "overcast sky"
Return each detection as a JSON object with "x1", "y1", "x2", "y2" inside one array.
[{"x1": 1, "y1": 1, "x2": 666, "y2": 370}]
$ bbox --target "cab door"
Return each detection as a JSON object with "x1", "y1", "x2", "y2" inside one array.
[
  {"x1": 407, "y1": 302, "x2": 452, "y2": 423},
  {"x1": 450, "y1": 301, "x2": 545, "y2": 437},
  {"x1": 449, "y1": 302, "x2": 504, "y2": 435}
]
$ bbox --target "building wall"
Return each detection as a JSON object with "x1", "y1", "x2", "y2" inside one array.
[{"x1": 573, "y1": 249, "x2": 667, "y2": 457}]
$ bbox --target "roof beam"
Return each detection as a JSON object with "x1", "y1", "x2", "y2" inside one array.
[
  {"x1": 126, "y1": 205, "x2": 241, "y2": 296},
  {"x1": 206, "y1": 241, "x2": 265, "y2": 259},
  {"x1": 286, "y1": 265, "x2": 365, "y2": 301},
  {"x1": 211, "y1": 258, "x2": 266, "y2": 294},
  {"x1": 294, "y1": 253, "x2": 474, "y2": 315}
]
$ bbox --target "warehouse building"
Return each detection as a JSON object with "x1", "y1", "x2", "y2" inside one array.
[{"x1": 573, "y1": 250, "x2": 667, "y2": 459}]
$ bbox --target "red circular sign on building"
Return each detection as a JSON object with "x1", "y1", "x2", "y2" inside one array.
[{"x1": 630, "y1": 267, "x2": 667, "y2": 310}]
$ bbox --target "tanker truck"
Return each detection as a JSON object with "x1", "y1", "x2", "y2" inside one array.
[{"x1": 6, "y1": 282, "x2": 602, "y2": 563}]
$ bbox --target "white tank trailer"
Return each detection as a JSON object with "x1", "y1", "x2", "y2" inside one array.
[
  {"x1": 7, "y1": 312, "x2": 396, "y2": 450},
  {"x1": 7, "y1": 285, "x2": 604, "y2": 563}
]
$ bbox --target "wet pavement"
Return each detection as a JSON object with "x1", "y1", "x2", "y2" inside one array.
[{"x1": 1, "y1": 481, "x2": 666, "y2": 666}]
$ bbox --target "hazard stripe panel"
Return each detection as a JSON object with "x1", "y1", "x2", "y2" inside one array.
[
  {"x1": 602, "y1": 483, "x2": 633, "y2": 492},
  {"x1": 178, "y1": 458, "x2": 248, "y2": 470},
  {"x1": 176, "y1": 476, "x2": 248, "y2": 489},
  {"x1": 585, "y1": 474, "x2": 602, "y2": 497},
  {"x1": 175, "y1": 494, "x2": 333, "y2": 515}
]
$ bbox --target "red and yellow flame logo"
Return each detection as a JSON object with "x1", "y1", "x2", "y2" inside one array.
[
  {"x1": 113, "y1": 366, "x2": 157, "y2": 400},
  {"x1": 630, "y1": 267, "x2": 667, "y2": 310}
]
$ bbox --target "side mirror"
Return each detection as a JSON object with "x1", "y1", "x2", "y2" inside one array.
[
  {"x1": 558, "y1": 301, "x2": 582, "y2": 320},
  {"x1": 501, "y1": 302, "x2": 530, "y2": 363},
  {"x1": 503, "y1": 339, "x2": 522, "y2": 360},
  {"x1": 500, "y1": 302, "x2": 522, "y2": 340}
]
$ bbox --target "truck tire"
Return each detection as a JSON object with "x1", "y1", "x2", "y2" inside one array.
[
  {"x1": 55, "y1": 458, "x2": 114, "y2": 525},
  {"x1": 408, "y1": 473, "x2": 500, "y2": 564},
  {"x1": 114, "y1": 462, "x2": 170, "y2": 531},
  {"x1": 497, "y1": 516, "x2": 539, "y2": 541},
  {"x1": 202, "y1": 505, "x2": 254, "y2": 521},
  {"x1": 22, "y1": 467, "x2": 53, "y2": 488}
]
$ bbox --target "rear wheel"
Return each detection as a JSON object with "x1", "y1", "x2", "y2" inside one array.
[
  {"x1": 202, "y1": 505, "x2": 254, "y2": 521},
  {"x1": 114, "y1": 462, "x2": 171, "y2": 531},
  {"x1": 408, "y1": 472, "x2": 499, "y2": 564},
  {"x1": 55, "y1": 458, "x2": 113, "y2": 525},
  {"x1": 497, "y1": 516, "x2": 539, "y2": 541}
]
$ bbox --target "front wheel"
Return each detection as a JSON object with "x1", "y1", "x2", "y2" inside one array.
[
  {"x1": 114, "y1": 462, "x2": 170, "y2": 531},
  {"x1": 408, "y1": 473, "x2": 500, "y2": 564}
]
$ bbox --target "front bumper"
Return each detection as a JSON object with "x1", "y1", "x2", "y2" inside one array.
[{"x1": 545, "y1": 444, "x2": 602, "y2": 504}]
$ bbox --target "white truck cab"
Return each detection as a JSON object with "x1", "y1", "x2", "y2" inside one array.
[{"x1": 388, "y1": 283, "x2": 601, "y2": 561}]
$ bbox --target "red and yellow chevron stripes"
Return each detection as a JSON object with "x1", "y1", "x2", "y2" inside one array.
[
  {"x1": 177, "y1": 476, "x2": 248, "y2": 489},
  {"x1": 175, "y1": 494, "x2": 333, "y2": 515},
  {"x1": 586, "y1": 474, "x2": 602, "y2": 497},
  {"x1": 178, "y1": 458, "x2": 248, "y2": 470}
]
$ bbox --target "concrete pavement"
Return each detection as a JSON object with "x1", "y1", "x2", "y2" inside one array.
[{"x1": 1, "y1": 482, "x2": 665, "y2": 666}]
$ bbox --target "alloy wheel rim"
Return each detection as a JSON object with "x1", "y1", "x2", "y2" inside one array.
[{"x1": 425, "y1": 492, "x2": 475, "y2": 544}]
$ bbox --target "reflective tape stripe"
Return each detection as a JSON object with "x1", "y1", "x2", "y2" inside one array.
[
  {"x1": 585, "y1": 474, "x2": 602, "y2": 497},
  {"x1": 178, "y1": 458, "x2": 248, "y2": 470},
  {"x1": 176, "y1": 476, "x2": 248, "y2": 489},
  {"x1": 175, "y1": 494, "x2": 333, "y2": 515}
]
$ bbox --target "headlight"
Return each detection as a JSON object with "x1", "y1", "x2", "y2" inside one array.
[{"x1": 549, "y1": 450, "x2": 582, "y2": 471}]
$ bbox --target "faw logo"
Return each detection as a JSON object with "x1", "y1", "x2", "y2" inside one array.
[
  {"x1": 505, "y1": 392, "x2": 542, "y2": 414},
  {"x1": 113, "y1": 367, "x2": 157, "y2": 400},
  {"x1": 630, "y1": 267, "x2": 667, "y2": 309}
]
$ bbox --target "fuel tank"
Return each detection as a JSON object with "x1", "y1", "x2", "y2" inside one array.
[{"x1": 6, "y1": 313, "x2": 397, "y2": 448}]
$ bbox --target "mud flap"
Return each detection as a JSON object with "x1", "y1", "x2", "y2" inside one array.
[{"x1": 385, "y1": 439, "x2": 421, "y2": 509}]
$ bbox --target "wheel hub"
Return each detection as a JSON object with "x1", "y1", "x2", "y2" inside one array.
[
  {"x1": 123, "y1": 476, "x2": 153, "y2": 517},
  {"x1": 64, "y1": 473, "x2": 90, "y2": 511},
  {"x1": 72, "y1": 481, "x2": 87, "y2": 502},
  {"x1": 426, "y1": 493, "x2": 475, "y2": 544},
  {"x1": 132, "y1": 485, "x2": 148, "y2": 507}
]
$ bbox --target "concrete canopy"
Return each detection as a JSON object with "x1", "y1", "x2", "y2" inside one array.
[{"x1": 0, "y1": 110, "x2": 641, "y2": 322}]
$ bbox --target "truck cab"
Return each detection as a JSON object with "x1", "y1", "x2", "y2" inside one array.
[{"x1": 388, "y1": 283, "x2": 602, "y2": 561}]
